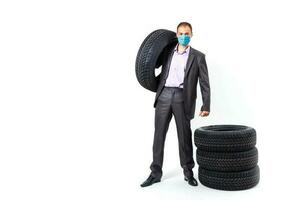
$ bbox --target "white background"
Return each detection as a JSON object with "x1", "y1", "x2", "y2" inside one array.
[{"x1": 1, "y1": 0, "x2": 300, "y2": 199}]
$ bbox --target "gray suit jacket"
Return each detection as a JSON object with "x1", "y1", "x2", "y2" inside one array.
[{"x1": 153, "y1": 45, "x2": 211, "y2": 120}]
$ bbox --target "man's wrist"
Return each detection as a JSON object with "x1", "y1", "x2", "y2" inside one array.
[{"x1": 201, "y1": 106, "x2": 210, "y2": 112}]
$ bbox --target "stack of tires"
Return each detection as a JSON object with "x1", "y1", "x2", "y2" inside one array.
[{"x1": 194, "y1": 125, "x2": 260, "y2": 191}]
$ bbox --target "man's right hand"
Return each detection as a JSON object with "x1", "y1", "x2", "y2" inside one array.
[{"x1": 199, "y1": 111, "x2": 210, "y2": 117}]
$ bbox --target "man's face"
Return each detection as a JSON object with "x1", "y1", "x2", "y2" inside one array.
[{"x1": 177, "y1": 26, "x2": 193, "y2": 38}]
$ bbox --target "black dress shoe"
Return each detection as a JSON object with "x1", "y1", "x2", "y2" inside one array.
[
  {"x1": 140, "y1": 175, "x2": 161, "y2": 187},
  {"x1": 184, "y1": 176, "x2": 198, "y2": 186}
]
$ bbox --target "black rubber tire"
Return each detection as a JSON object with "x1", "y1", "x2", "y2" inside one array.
[
  {"x1": 194, "y1": 125, "x2": 256, "y2": 152},
  {"x1": 135, "y1": 29, "x2": 177, "y2": 92},
  {"x1": 198, "y1": 165, "x2": 260, "y2": 191},
  {"x1": 196, "y1": 147, "x2": 258, "y2": 172}
]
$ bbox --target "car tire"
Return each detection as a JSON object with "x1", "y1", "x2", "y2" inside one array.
[
  {"x1": 135, "y1": 29, "x2": 177, "y2": 92},
  {"x1": 198, "y1": 165, "x2": 260, "y2": 191},
  {"x1": 196, "y1": 147, "x2": 258, "y2": 172},
  {"x1": 194, "y1": 125, "x2": 256, "y2": 152}
]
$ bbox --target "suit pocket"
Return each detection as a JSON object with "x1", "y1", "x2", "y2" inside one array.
[
  {"x1": 157, "y1": 89, "x2": 167, "y2": 102},
  {"x1": 173, "y1": 91, "x2": 184, "y2": 103}
]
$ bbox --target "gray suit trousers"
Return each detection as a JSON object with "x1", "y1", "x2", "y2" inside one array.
[{"x1": 150, "y1": 86, "x2": 195, "y2": 179}]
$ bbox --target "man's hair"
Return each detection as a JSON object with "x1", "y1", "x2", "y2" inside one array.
[{"x1": 177, "y1": 22, "x2": 193, "y2": 34}]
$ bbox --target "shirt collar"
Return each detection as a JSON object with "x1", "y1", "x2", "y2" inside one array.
[{"x1": 174, "y1": 43, "x2": 190, "y2": 55}]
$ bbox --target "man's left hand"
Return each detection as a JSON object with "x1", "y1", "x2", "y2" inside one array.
[{"x1": 199, "y1": 111, "x2": 210, "y2": 117}]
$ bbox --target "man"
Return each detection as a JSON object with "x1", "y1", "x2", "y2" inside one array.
[{"x1": 141, "y1": 22, "x2": 211, "y2": 187}]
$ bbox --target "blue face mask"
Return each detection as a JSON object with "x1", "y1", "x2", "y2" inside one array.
[{"x1": 178, "y1": 34, "x2": 191, "y2": 46}]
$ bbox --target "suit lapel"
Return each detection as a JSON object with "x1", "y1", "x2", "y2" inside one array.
[
  {"x1": 184, "y1": 47, "x2": 195, "y2": 78},
  {"x1": 164, "y1": 49, "x2": 175, "y2": 79}
]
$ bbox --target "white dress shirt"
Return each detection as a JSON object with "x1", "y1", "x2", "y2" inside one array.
[{"x1": 165, "y1": 44, "x2": 190, "y2": 88}]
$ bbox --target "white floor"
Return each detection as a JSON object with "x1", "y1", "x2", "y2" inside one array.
[{"x1": 2, "y1": 0, "x2": 300, "y2": 199}]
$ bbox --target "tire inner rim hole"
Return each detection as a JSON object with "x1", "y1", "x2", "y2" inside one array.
[
  {"x1": 207, "y1": 126, "x2": 247, "y2": 132},
  {"x1": 155, "y1": 65, "x2": 162, "y2": 77}
]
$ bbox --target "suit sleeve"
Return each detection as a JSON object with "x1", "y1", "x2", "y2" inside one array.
[{"x1": 198, "y1": 55, "x2": 211, "y2": 112}]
